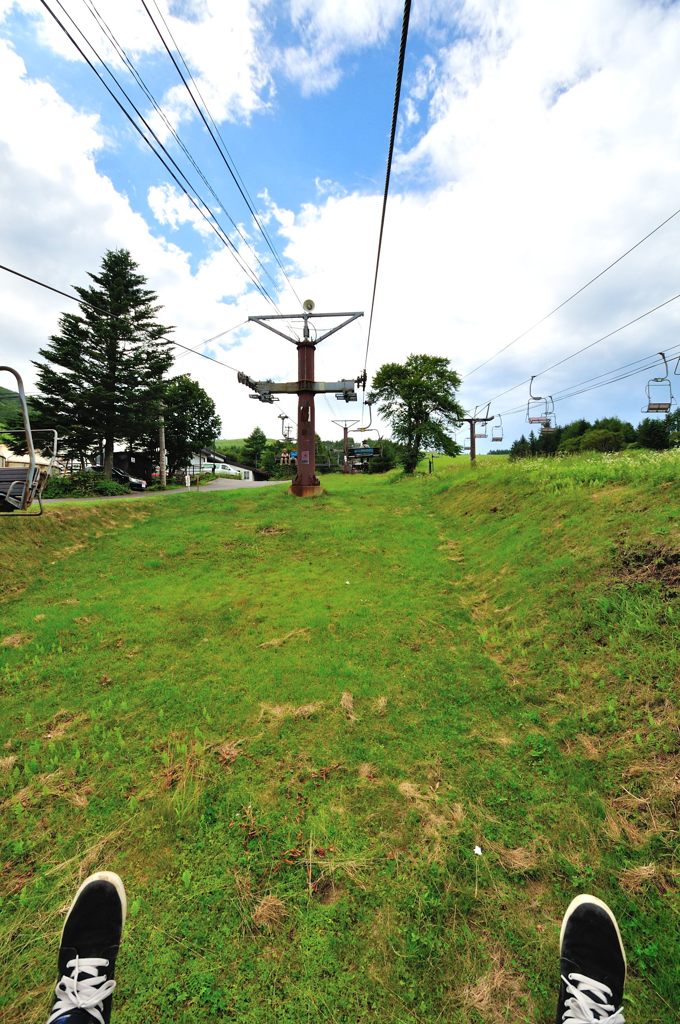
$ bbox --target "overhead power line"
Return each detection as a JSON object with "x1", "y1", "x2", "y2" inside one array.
[
  {"x1": 477, "y1": 288, "x2": 680, "y2": 409},
  {"x1": 140, "y1": 0, "x2": 303, "y2": 308},
  {"x1": 495, "y1": 345, "x2": 680, "y2": 419},
  {"x1": 0, "y1": 261, "x2": 244, "y2": 373},
  {"x1": 40, "y1": 0, "x2": 281, "y2": 310},
  {"x1": 82, "y1": 0, "x2": 289, "y2": 306},
  {"x1": 363, "y1": 0, "x2": 412, "y2": 375},
  {"x1": 464, "y1": 204, "x2": 680, "y2": 379}
]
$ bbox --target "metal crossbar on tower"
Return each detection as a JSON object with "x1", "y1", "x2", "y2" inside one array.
[{"x1": 239, "y1": 306, "x2": 364, "y2": 496}]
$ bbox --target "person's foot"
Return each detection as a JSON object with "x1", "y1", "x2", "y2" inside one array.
[
  {"x1": 48, "y1": 872, "x2": 127, "y2": 1024},
  {"x1": 555, "y1": 894, "x2": 626, "y2": 1024}
]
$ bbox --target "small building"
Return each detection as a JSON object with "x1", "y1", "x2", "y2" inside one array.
[{"x1": 189, "y1": 448, "x2": 270, "y2": 481}]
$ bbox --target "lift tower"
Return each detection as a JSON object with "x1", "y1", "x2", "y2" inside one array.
[{"x1": 239, "y1": 305, "x2": 364, "y2": 497}]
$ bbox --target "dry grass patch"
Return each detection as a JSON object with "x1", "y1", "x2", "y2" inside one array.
[
  {"x1": 0, "y1": 753, "x2": 17, "y2": 774},
  {"x1": 358, "y1": 762, "x2": 378, "y2": 781},
  {"x1": 576, "y1": 733, "x2": 601, "y2": 760},
  {"x1": 252, "y1": 895, "x2": 287, "y2": 931},
  {"x1": 259, "y1": 627, "x2": 310, "y2": 649},
  {"x1": 374, "y1": 695, "x2": 388, "y2": 716},
  {"x1": 456, "y1": 940, "x2": 534, "y2": 1023},
  {"x1": 1, "y1": 633, "x2": 31, "y2": 648},
  {"x1": 340, "y1": 691, "x2": 357, "y2": 720},
  {"x1": 487, "y1": 840, "x2": 540, "y2": 873},
  {"x1": 618, "y1": 862, "x2": 663, "y2": 893},
  {"x1": 259, "y1": 702, "x2": 322, "y2": 722},
  {"x1": 43, "y1": 711, "x2": 88, "y2": 741},
  {"x1": 213, "y1": 739, "x2": 242, "y2": 767}
]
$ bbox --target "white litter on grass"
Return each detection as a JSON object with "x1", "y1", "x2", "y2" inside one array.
[
  {"x1": 345, "y1": 581, "x2": 350, "y2": 585},
  {"x1": 473, "y1": 846, "x2": 483, "y2": 856}
]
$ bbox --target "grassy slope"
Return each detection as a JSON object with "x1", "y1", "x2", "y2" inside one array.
[{"x1": 0, "y1": 454, "x2": 678, "y2": 1023}]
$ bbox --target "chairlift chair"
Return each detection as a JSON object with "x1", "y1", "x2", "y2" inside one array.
[
  {"x1": 643, "y1": 353, "x2": 674, "y2": 414},
  {"x1": 526, "y1": 375, "x2": 550, "y2": 425},
  {"x1": 491, "y1": 414, "x2": 503, "y2": 443},
  {"x1": 473, "y1": 403, "x2": 490, "y2": 438},
  {"x1": 0, "y1": 366, "x2": 58, "y2": 515},
  {"x1": 540, "y1": 397, "x2": 558, "y2": 434}
]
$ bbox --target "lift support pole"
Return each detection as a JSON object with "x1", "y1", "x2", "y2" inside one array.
[
  {"x1": 462, "y1": 415, "x2": 494, "y2": 464},
  {"x1": 239, "y1": 310, "x2": 364, "y2": 497},
  {"x1": 332, "y1": 419, "x2": 360, "y2": 473}
]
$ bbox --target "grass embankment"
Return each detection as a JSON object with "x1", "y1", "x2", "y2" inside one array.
[{"x1": 0, "y1": 454, "x2": 678, "y2": 1023}]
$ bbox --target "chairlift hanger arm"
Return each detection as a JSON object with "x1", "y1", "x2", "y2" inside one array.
[{"x1": 529, "y1": 375, "x2": 544, "y2": 401}]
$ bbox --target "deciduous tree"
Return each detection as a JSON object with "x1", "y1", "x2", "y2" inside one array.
[
  {"x1": 370, "y1": 354, "x2": 464, "y2": 473},
  {"x1": 162, "y1": 375, "x2": 221, "y2": 474}
]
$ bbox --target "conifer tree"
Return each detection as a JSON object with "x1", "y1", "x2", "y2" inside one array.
[{"x1": 32, "y1": 249, "x2": 173, "y2": 474}]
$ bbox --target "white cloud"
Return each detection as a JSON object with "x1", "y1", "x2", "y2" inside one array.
[
  {"x1": 282, "y1": 0, "x2": 404, "y2": 95},
  {"x1": 271, "y1": 0, "x2": 680, "y2": 442}
]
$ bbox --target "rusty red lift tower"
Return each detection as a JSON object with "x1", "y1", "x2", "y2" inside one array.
[{"x1": 238, "y1": 304, "x2": 364, "y2": 497}]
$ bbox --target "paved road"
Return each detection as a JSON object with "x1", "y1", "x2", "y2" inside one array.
[{"x1": 44, "y1": 478, "x2": 283, "y2": 504}]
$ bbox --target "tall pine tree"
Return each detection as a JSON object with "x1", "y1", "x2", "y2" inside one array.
[{"x1": 32, "y1": 249, "x2": 173, "y2": 474}]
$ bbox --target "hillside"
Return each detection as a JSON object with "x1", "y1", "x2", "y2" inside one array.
[{"x1": 1, "y1": 452, "x2": 678, "y2": 1023}]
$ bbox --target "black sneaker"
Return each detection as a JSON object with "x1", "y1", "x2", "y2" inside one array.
[
  {"x1": 48, "y1": 872, "x2": 127, "y2": 1024},
  {"x1": 555, "y1": 894, "x2": 626, "y2": 1024}
]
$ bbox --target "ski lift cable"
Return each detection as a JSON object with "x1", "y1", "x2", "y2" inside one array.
[
  {"x1": 495, "y1": 352, "x2": 676, "y2": 418},
  {"x1": 141, "y1": 0, "x2": 303, "y2": 310},
  {"x1": 464, "y1": 207, "x2": 680, "y2": 380},
  {"x1": 40, "y1": 0, "x2": 282, "y2": 312},
  {"x1": 0, "y1": 262, "x2": 246, "y2": 374},
  {"x1": 476, "y1": 288, "x2": 680, "y2": 410},
  {"x1": 495, "y1": 343, "x2": 680, "y2": 415},
  {"x1": 495, "y1": 347, "x2": 680, "y2": 419},
  {"x1": 82, "y1": 0, "x2": 289, "y2": 310},
  {"x1": 362, "y1": 0, "x2": 412, "y2": 380}
]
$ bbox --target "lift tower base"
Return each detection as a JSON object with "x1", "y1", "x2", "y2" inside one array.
[{"x1": 289, "y1": 482, "x2": 324, "y2": 498}]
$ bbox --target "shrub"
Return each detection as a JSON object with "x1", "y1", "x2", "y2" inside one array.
[{"x1": 43, "y1": 472, "x2": 129, "y2": 498}]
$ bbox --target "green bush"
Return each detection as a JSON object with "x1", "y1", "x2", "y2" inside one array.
[{"x1": 43, "y1": 472, "x2": 129, "y2": 498}]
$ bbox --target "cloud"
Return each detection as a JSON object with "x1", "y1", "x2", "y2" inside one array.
[
  {"x1": 271, "y1": 0, "x2": 680, "y2": 441},
  {"x1": 282, "y1": 0, "x2": 404, "y2": 95}
]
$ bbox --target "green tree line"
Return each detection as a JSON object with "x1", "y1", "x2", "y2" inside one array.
[{"x1": 509, "y1": 411, "x2": 680, "y2": 459}]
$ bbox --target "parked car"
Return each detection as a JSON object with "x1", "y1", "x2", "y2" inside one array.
[{"x1": 88, "y1": 466, "x2": 147, "y2": 490}]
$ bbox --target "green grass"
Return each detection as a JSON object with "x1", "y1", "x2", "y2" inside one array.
[{"x1": 1, "y1": 454, "x2": 678, "y2": 1023}]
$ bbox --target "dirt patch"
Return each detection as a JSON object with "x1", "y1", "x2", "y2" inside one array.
[
  {"x1": 616, "y1": 542, "x2": 680, "y2": 593},
  {"x1": 214, "y1": 739, "x2": 242, "y2": 767},
  {"x1": 1, "y1": 633, "x2": 31, "y2": 648},
  {"x1": 43, "y1": 711, "x2": 89, "y2": 741},
  {"x1": 259, "y1": 526, "x2": 287, "y2": 536}
]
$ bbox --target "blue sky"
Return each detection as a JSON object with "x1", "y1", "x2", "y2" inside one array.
[{"x1": 2, "y1": 0, "x2": 680, "y2": 446}]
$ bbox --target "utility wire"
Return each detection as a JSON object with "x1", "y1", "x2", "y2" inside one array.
[
  {"x1": 149, "y1": 0, "x2": 300, "y2": 307},
  {"x1": 465, "y1": 205, "x2": 680, "y2": 379},
  {"x1": 141, "y1": 0, "x2": 303, "y2": 308},
  {"x1": 40, "y1": 0, "x2": 280, "y2": 309},
  {"x1": 82, "y1": 0, "x2": 288, "y2": 307},
  {"x1": 363, "y1": 0, "x2": 412, "y2": 376},
  {"x1": 476, "y1": 288, "x2": 680, "y2": 409},
  {"x1": 496, "y1": 346, "x2": 680, "y2": 419},
  {"x1": 0, "y1": 261, "x2": 244, "y2": 373}
]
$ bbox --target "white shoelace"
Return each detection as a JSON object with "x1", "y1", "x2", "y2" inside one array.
[
  {"x1": 561, "y1": 972, "x2": 625, "y2": 1024},
  {"x1": 47, "y1": 956, "x2": 116, "y2": 1024}
]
